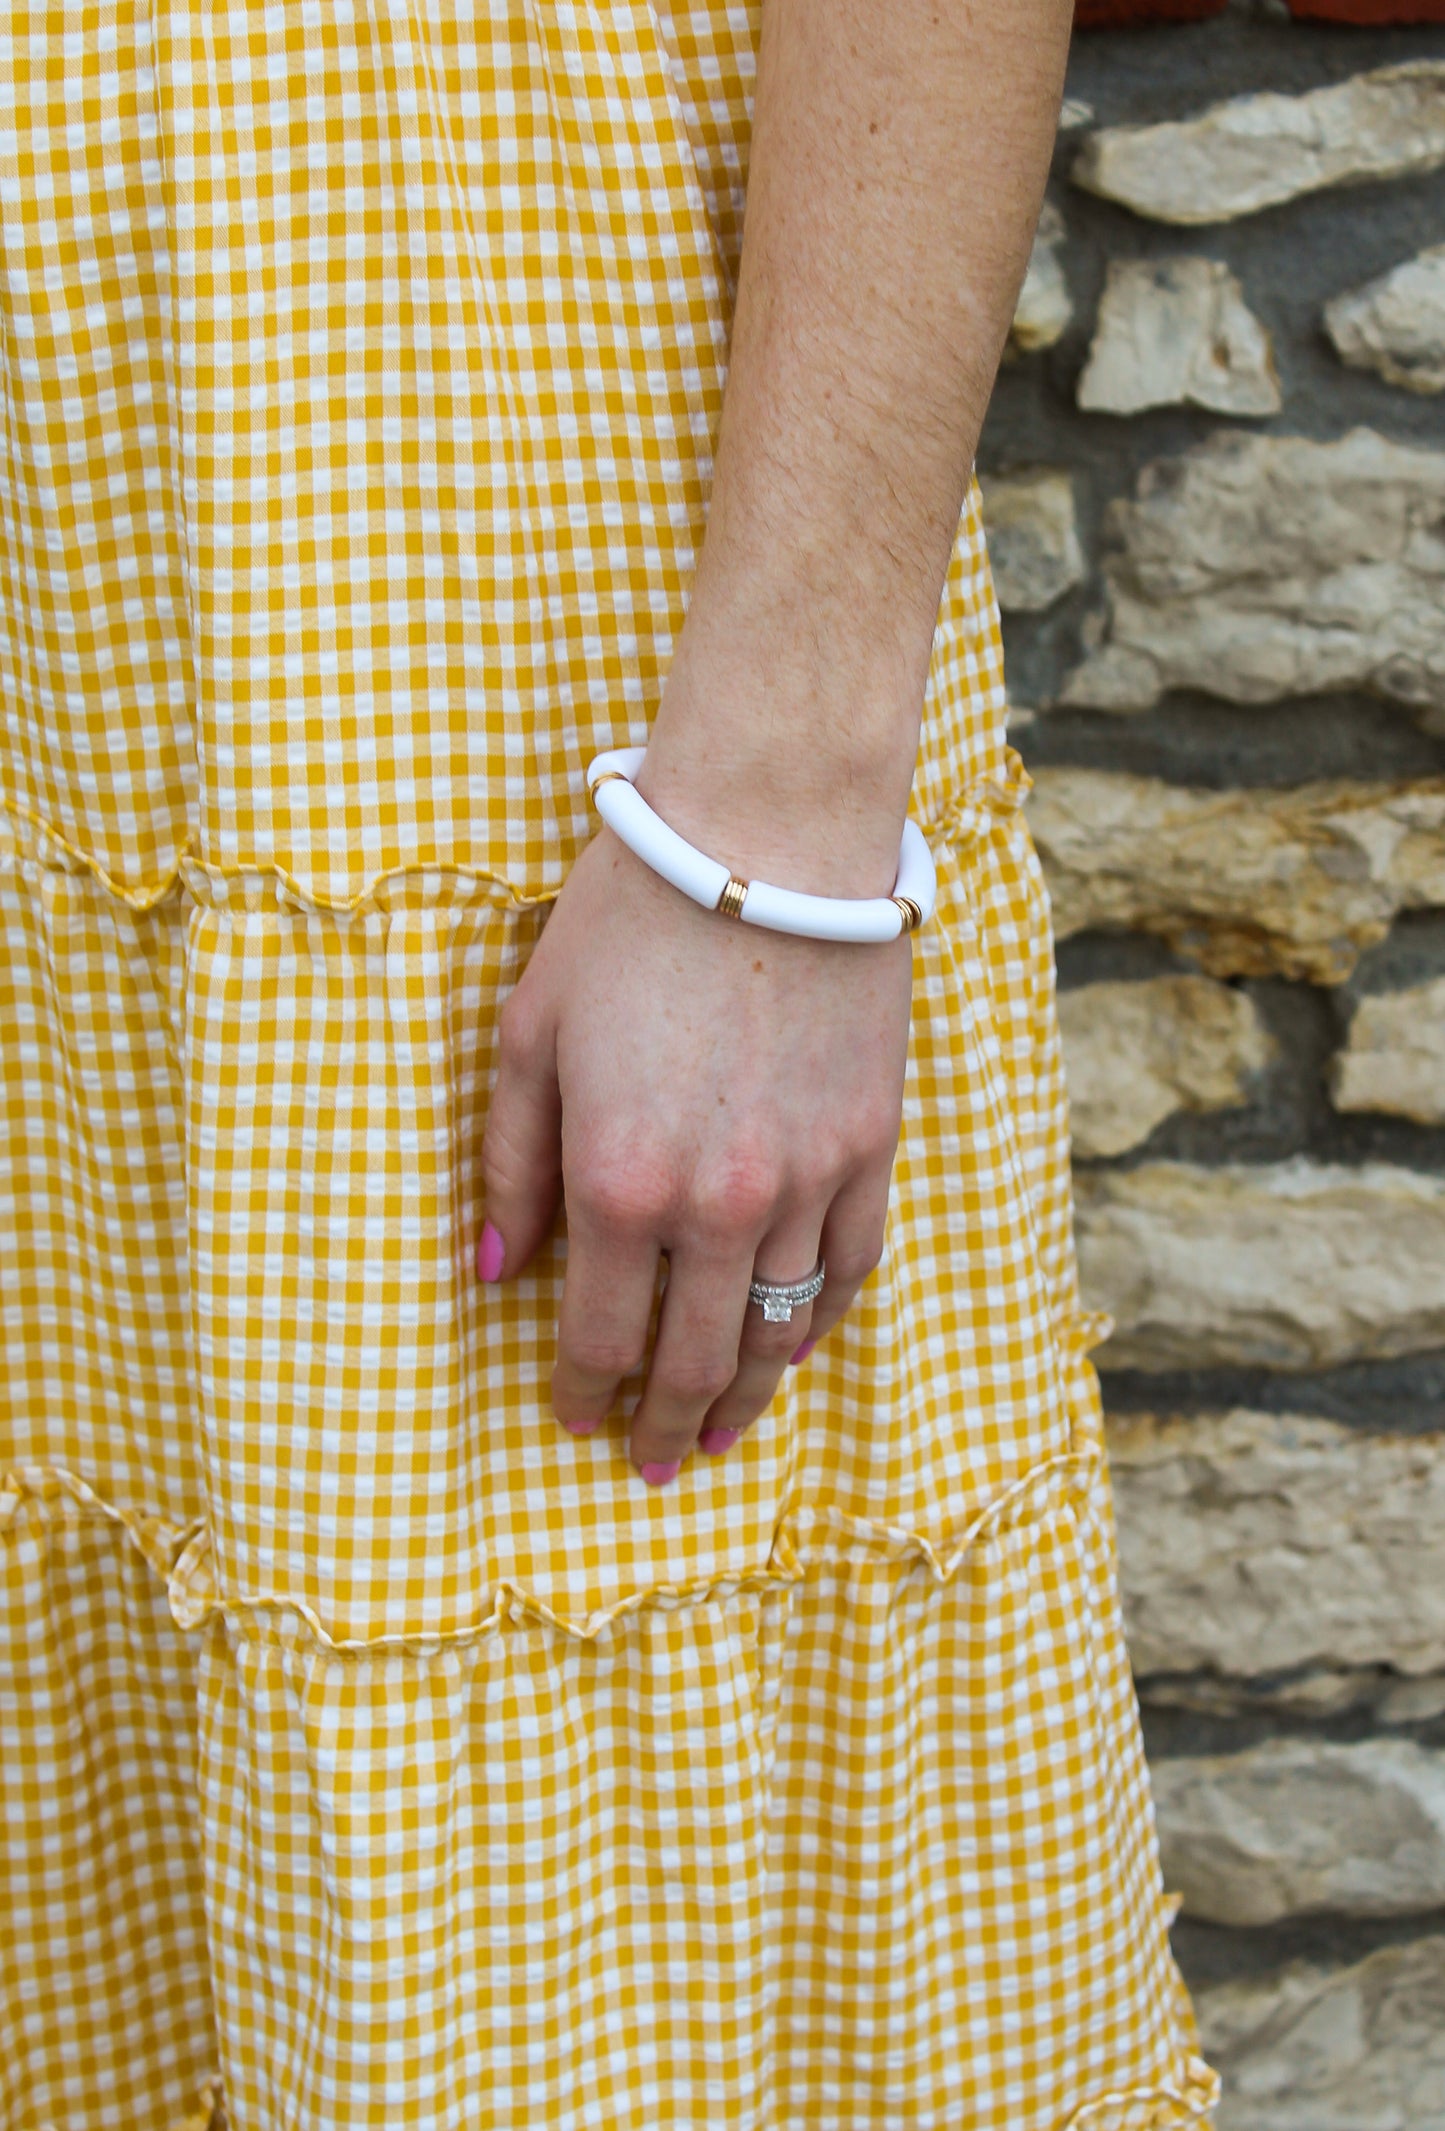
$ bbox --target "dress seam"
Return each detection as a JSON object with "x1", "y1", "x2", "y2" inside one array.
[
  {"x1": 0, "y1": 796, "x2": 554, "y2": 916},
  {"x1": 1058, "y1": 2053, "x2": 1221, "y2": 2128},
  {"x1": 3, "y1": 1443, "x2": 1104, "y2": 1655},
  {"x1": 2, "y1": 745, "x2": 1035, "y2": 921}
]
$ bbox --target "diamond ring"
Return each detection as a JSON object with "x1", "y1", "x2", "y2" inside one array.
[{"x1": 747, "y1": 1258, "x2": 826, "y2": 1324}]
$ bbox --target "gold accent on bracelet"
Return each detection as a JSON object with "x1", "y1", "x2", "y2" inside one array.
[
  {"x1": 588, "y1": 771, "x2": 628, "y2": 804},
  {"x1": 716, "y1": 875, "x2": 749, "y2": 921},
  {"x1": 894, "y1": 896, "x2": 924, "y2": 935}
]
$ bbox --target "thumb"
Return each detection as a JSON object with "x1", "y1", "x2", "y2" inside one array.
[{"x1": 478, "y1": 997, "x2": 563, "y2": 1282}]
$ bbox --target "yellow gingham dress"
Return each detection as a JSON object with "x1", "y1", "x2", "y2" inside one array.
[{"x1": 0, "y1": 6, "x2": 1219, "y2": 2128}]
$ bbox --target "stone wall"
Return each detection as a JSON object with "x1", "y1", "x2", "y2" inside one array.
[{"x1": 979, "y1": 5, "x2": 1445, "y2": 2122}]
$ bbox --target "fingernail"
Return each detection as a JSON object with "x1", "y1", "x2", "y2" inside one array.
[
  {"x1": 560, "y1": 1417, "x2": 601, "y2": 1437},
  {"x1": 698, "y1": 1427, "x2": 742, "y2": 1457},
  {"x1": 477, "y1": 1220, "x2": 505, "y2": 1283},
  {"x1": 639, "y1": 1459, "x2": 682, "y2": 1487},
  {"x1": 790, "y1": 1336, "x2": 818, "y2": 1365}
]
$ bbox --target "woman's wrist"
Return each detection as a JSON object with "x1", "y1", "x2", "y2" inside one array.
[
  {"x1": 636, "y1": 553, "x2": 933, "y2": 905},
  {"x1": 637, "y1": 682, "x2": 922, "y2": 906}
]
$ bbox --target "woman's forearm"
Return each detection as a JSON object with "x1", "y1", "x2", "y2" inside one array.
[{"x1": 643, "y1": 0, "x2": 1072, "y2": 893}]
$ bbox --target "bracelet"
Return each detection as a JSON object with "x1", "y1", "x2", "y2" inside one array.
[{"x1": 585, "y1": 747, "x2": 936, "y2": 943}]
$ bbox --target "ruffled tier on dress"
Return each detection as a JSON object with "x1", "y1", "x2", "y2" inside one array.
[{"x1": 0, "y1": 770, "x2": 1216, "y2": 2129}]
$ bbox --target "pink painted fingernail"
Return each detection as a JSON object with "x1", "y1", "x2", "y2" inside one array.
[
  {"x1": 639, "y1": 1459, "x2": 682, "y2": 1487},
  {"x1": 478, "y1": 1220, "x2": 505, "y2": 1283},
  {"x1": 790, "y1": 1336, "x2": 818, "y2": 1365},
  {"x1": 561, "y1": 1417, "x2": 601, "y2": 1437},
  {"x1": 699, "y1": 1427, "x2": 742, "y2": 1457}
]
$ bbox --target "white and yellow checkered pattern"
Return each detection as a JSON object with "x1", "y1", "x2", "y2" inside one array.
[{"x1": 0, "y1": 4, "x2": 1218, "y2": 2126}]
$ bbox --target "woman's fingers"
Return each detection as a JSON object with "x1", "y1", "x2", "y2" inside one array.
[
  {"x1": 695, "y1": 1212, "x2": 824, "y2": 1453},
  {"x1": 625, "y1": 1236, "x2": 757, "y2": 1481},
  {"x1": 692, "y1": 1164, "x2": 892, "y2": 1457},
  {"x1": 551, "y1": 1207, "x2": 662, "y2": 1437},
  {"x1": 785, "y1": 1158, "x2": 895, "y2": 1360},
  {"x1": 478, "y1": 992, "x2": 564, "y2": 1283}
]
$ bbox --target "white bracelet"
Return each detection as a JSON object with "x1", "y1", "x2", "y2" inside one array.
[{"x1": 585, "y1": 747, "x2": 936, "y2": 943}]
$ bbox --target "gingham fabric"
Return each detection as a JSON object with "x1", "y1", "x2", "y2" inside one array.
[{"x1": 0, "y1": 4, "x2": 1220, "y2": 2127}]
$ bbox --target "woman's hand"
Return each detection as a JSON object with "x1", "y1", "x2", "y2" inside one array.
[{"x1": 477, "y1": 798, "x2": 915, "y2": 1486}]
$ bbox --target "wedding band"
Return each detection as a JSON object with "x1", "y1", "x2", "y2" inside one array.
[{"x1": 747, "y1": 1258, "x2": 826, "y2": 1324}]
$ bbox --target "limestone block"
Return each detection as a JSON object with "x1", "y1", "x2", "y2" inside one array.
[
  {"x1": 1108, "y1": 1410, "x2": 1445, "y2": 1678},
  {"x1": 1077, "y1": 258, "x2": 1280, "y2": 417},
  {"x1": 1009, "y1": 202, "x2": 1072, "y2": 354},
  {"x1": 1059, "y1": 430, "x2": 1445, "y2": 722},
  {"x1": 1072, "y1": 62, "x2": 1445, "y2": 225},
  {"x1": 1155, "y1": 1739, "x2": 1445, "y2": 1925},
  {"x1": 1198, "y1": 1938, "x2": 1445, "y2": 2131},
  {"x1": 1074, "y1": 1158, "x2": 1445, "y2": 1369},
  {"x1": 1058, "y1": 976, "x2": 1271, "y2": 1157},
  {"x1": 1326, "y1": 243, "x2": 1445, "y2": 395},
  {"x1": 980, "y1": 471, "x2": 1085, "y2": 613},
  {"x1": 1381, "y1": 1678, "x2": 1445, "y2": 1724},
  {"x1": 1028, "y1": 766, "x2": 1445, "y2": 983},
  {"x1": 1331, "y1": 976, "x2": 1445, "y2": 1125}
]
